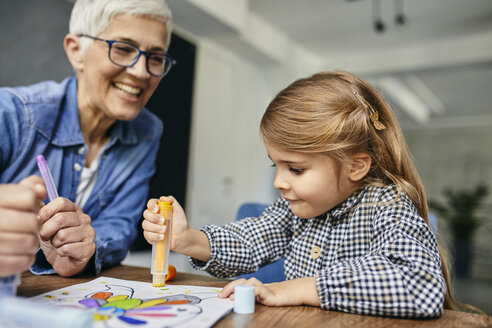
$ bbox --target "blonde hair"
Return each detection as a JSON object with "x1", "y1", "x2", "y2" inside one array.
[{"x1": 260, "y1": 70, "x2": 462, "y2": 311}]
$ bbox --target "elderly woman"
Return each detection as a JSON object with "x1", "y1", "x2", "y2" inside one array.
[{"x1": 0, "y1": 0, "x2": 175, "y2": 278}]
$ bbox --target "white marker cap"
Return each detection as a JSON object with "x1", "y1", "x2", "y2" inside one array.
[{"x1": 233, "y1": 285, "x2": 255, "y2": 314}]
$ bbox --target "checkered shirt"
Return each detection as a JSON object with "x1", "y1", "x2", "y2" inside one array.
[{"x1": 190, "y1": 184, "x2": 446, "y2": 318}]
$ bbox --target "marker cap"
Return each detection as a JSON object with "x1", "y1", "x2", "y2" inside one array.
[
  {"x1": 233, "y1": 285, "x2": 255, "y2": 314},
  {"x1": 152, "y1": 274, "x2": 166, "y2": 287}
]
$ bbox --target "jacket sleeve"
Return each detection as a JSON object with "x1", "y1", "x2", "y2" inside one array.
[
  {"x1": 316, "y1": 203, "x2": 446, "y2": 318},
  {"x1": 0, "y1": 88, "x2": 26, "y2": 175}
]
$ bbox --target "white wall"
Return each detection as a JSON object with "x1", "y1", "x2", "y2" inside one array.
[{"x1": 182, "y1": 33, "x2": 277, "y2": 228}]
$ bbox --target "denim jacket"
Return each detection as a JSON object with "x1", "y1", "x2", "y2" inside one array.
[{"x1": 0, "y1": 77, "x2": 163, "y2": 275}]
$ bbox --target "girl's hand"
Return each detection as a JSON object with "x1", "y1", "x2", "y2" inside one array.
[
  {"x1": 142, "y1": 196, "x2": 189, "y2": 251},
  {"x1": 142, "y1": 196, "x2": 211, "y2": 261},
  {"x1": 218, "y1": 277, "x2": 320, "y2": 307}
]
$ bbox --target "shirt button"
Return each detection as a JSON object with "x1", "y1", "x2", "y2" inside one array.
[
  {"x1": 74, "y1": 163, "x2": 82, "y2": 171},
  {"x1": 78, "y1": 147, "x2": 85, "y2": 155},
  {"x1": 311, "y1": 246, "x2": 321, "y2": 259}
]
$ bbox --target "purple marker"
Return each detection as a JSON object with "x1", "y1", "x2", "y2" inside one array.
[{"x1": 36, "y1": 155, "x2": 59, "y2": 201}]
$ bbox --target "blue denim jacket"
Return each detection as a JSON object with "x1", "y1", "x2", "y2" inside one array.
[{"x1": 0, "y1": 77, "x2": 162, "y2": 275}]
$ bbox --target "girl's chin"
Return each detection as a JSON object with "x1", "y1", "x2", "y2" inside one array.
[
  {"x1": 290, "y1": 203, "x2": 325, "y2": 219},
  {"x1": 289, "y1": 204, "x2": 310, "y2": 218}
]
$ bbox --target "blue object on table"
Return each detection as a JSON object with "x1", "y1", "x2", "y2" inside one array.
[
  {"x1": 0, "y1": 295, "x2": 93, "y2": 328},
  {"x1": 234, "y1": 202, "x2": 286, "y2": 283},
  {"x1": 0, "y1": 275, "x2": 20, "y2": 297}
]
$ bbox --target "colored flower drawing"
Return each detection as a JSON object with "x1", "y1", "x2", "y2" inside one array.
[
  {"x1": 79, "y1": 284, "x2": 203, "y2": 327},
  {"x1": 33, "y1": 278, "x2": 232, "y2": 328}
]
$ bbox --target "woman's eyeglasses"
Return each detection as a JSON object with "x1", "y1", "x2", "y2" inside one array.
[{"x1": 79, "y1": 34, "x2": 176, "y2": 77}]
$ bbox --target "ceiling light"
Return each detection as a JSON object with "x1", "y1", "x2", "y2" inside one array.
[
  {"x1": 370, "y1": 0, "x2": 409, "y2": 33},
  {"x1": 394, "y1": 0, "x2": 407, "y2": 25},
  {"x1": 372, "y1": 0, "x2": 385, "y2": 33}
]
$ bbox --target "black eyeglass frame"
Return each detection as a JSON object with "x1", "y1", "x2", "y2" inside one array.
[{"x1": 79, "y1": 34, "x2": 176, "y2": 77}]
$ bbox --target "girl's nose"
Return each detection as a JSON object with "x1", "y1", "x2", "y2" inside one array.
[{"x1": 273, "y1": 171, "x2": 289, "y2": 191}]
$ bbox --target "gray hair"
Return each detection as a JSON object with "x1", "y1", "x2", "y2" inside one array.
[{"x1": 69, "y1": 0, "x2": 173, "y2": 55}]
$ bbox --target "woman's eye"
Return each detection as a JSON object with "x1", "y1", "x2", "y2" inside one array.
[
  {"x1": 289, "y1": 167, "x2": 304, "y2": 175},
  {"x1": 149, "y1": 54, "x2": 165, "y2": 65},
  {"x1": 114, "y1": 45, "x2": 134, "y2": 53}
]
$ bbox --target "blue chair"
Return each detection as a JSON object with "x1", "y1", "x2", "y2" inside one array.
[
  {"x1": 234, "y1": 202, "x2": 286, "y2": 283},
  {"x1": 429, "y1": 212, "x2": 438, "y2": 235}
]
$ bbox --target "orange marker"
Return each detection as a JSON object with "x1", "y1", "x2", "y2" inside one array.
[{"x1": 151, "y1": 201, "x2": 172, "y2": 287}]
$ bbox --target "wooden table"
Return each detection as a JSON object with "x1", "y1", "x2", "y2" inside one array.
[{"x1": 18, "y1": 265, "x2": 490, "y2": 328}]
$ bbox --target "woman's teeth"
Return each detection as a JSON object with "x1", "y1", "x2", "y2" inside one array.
[{"x1": 114, "y1": 83, "x2": 141, "y2": 96}]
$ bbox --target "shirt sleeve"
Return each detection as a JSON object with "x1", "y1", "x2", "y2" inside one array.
[
  {"x1": 190, "y1": 198, "x2": 292, "y2": 278},
  {"x1": 316, "y1": 202, "x2": 446, "y2": 318}
]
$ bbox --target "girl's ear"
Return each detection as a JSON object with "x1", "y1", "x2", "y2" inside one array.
[
  {"x1": 348, "y1": 153, "x2": 372, "y2": 182},
  {"x1": 63, "y1": 33, "x2": 84, "y2": 71}
]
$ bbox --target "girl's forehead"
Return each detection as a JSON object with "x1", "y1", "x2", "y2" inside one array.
[{"x1": 265, "y1": 142, "x2": 323, "y2": 163}]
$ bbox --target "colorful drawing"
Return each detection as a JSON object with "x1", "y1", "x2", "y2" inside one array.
[{"x1": 30, "y1": 277, "x2": 233, "y2": 328}]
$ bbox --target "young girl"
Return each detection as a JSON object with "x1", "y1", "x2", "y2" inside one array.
[{"x1": 142, "y1": 70, "x2": 453, "y2": 318}]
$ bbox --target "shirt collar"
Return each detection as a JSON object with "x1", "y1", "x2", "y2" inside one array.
[
  {"x1": 328, "y1": 185, "x2": 369, "y2": 219},
  {"x1": 108, "y1": 119, "x2": 139, "y2": 145},
  {"x1": 50, "y1": 77, "x2": 84, "y2": 146}
]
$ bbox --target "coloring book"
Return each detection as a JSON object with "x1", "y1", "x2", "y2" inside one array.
[{"x1": 30, "y1": 277, "x2": 234, "y2": 328}]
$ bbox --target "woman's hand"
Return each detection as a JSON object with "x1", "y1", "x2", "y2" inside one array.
[
  {"x1": 142, "y1": 196, "x2": 211, "y2": 261},
  {"x1": 0, "y1": 176, "x2": 46, "y2": 277},
  {"x1": 218, "y1": 277, "x2": 320, "y2": 307},
  {"x1": 38, "y1": 197, "x2": 96, "y2": 277}
]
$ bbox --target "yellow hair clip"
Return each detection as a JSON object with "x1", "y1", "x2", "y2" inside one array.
[{"x1": 353, "y1": 91, "x2": 387, "y2": 130}]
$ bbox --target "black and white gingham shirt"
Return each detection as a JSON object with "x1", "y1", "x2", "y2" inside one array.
[{"x1": 191, "y1": 185, "x2": 446, "y2": 318}]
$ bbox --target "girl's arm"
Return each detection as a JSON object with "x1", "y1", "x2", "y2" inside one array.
[
  {"x1": 189, "y1": 198, "x2": 292, "y2": 278},
  {"x1": 142, "y1": 196, "x2": 211, "y2": 262},
  {"x1": 219, "y1": 276, "x2": 320, "y2": 307}
]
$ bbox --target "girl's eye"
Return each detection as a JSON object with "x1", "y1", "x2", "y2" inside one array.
[{"x1": 289, "y1": 167, "x2": 304, "y2": 175}]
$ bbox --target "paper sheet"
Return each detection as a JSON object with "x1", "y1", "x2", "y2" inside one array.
[{"x1": 30, "y1": 276, "x2": 234, "y2": 328}]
